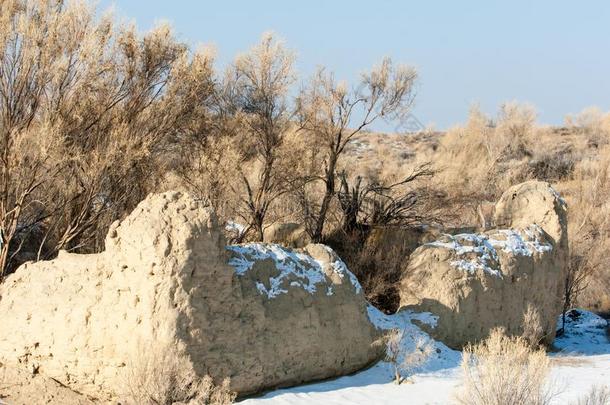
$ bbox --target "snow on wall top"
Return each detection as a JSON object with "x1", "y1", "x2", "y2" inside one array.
[
  {"x1": 425, "y1": 224, "x2": 553, "y2": 278},
  {"x1": 226, "y1": 243, "x2": 362, "y2": 299}
]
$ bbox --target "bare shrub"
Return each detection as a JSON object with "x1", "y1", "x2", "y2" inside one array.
[
  {"x1": 176, "y1": 129, "x2": 242, "y2": 224},
  {"x1": 571, "y1": 385, "x2": 610, "y2": 405},
  {"x1": 563, "y1": 150, "x2": 610, "y2": 314},
  {"x1": 384, "y1": 329, "x2": 433, "y2": 384},
  {"x1": 454, "y1": 328, "x2": 555, "y2": 405},
  {"x1": 124, "y1": 344, "x2": 235, "y2": 405},
  {"x1": 0, "y1": 0, "x2": 216, "y2": 277},
  {"x1": 495, "y1": 101, "x2": 536, "y2": 160},
  {"x1": 402, "y1": 336, "x2": 434, "y2": 380},
  {"x1": 529, "y1": 144, "x2": 576, "y2": 181},
  {"x1": 336, "y1": 163, "x2": 439, "y2": 231},
  {"x1": 296, "y1": 58, "x2": 417, "y2": 241},
  {"x1": 227, "y1": 32, "x2": 296, "y2": 242},
  {"x1": 384, "y1": 329, "x2": 403, "y2": 384},
  {"x1": 522, "y1": 303, "x2": 545, "y2": 348}
]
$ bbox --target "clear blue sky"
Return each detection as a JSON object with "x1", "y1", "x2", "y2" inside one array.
[{"x1": 100, "y1": 1, "x2": 610, "y2": 130}]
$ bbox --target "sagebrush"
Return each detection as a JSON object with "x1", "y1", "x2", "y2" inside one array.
[{"x1": 454, "y1": 328, "x2": 556, "y2": 405}]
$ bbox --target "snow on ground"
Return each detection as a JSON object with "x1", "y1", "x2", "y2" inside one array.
[
  {"x1": 554, "y1": 309, "x2": 610, "y2": 355},
  {"x1": 241, "y1": 308, "x2": 610, "y2": 405}
]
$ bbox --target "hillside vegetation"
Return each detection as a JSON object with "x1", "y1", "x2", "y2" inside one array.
[
  {"x1": 341, "y1": 105, "x2": 610, "y2": 313},
  {"x1": 1, "y1": 0, "x2": 608, "y2": 316}
]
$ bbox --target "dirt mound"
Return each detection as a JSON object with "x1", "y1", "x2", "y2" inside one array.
[
  {"x1": 400, "y1": 181, "x2": 568, "y2": 348},
  {"x1": 0, "y1": 192, "x2": 379, "y2": 400}
]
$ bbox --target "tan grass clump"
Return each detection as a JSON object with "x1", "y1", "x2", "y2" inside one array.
[
  {"x1": 124, "y1": 344, "x2": 235, "y2": 405},
  {"x1": 454, "y1": 328, "x2": 555, "y2": 405},
  {"x1": 521, "y1": 303, "x2": 545, "y2": 348}
]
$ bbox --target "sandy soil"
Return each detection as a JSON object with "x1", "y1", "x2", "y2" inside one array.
[{"x1": 0, "y1": 363, "x2": 97, "y2": 405}]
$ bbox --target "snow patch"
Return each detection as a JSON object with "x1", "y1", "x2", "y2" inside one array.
[
  {"x1": 365, "y1": 305, "x2": 460, "y2": 377},
  {"x1": 554, "y1": 309, "x2": 610, "y2": 355}
]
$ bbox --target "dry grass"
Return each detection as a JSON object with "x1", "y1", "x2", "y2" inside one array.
[
  {"x1": 571, "y1": 385, "x2": 610, "y2": 405},
  {"x1": 522, "y1": 303, "x2": 545, "y2": 348},
  {"x1": 454, "y1": 328, "x2": 556, "y2": 405},
  {"x1": 432, "y1": 103, "x2": 539, "y2": 212},
  {"x1": 124, "y1": 344, "x2": 235, "y2": 405},
  {"x1": 564, "y1": 147, "x2": 610, "y2": 312},
  {"x1": 550, "y1": 355, "x2": 593, "y2": 367}
]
